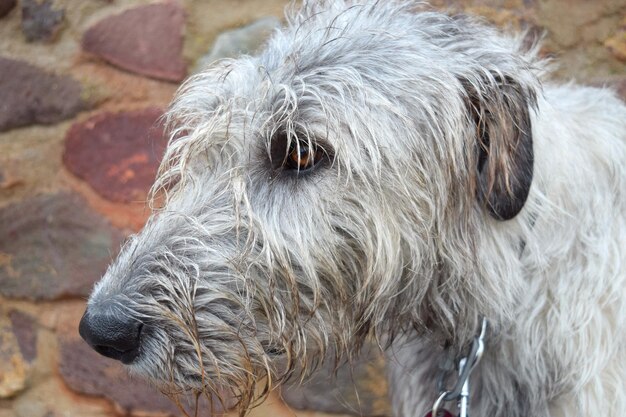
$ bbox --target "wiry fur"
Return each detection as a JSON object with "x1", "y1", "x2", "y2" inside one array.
[{"x1": 85, "y1": 1, "x2": 626, "y2": 416}]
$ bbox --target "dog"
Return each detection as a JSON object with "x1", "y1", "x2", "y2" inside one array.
[{"x1": 79, "y1": 1, "x2": 626, "y2": 416}]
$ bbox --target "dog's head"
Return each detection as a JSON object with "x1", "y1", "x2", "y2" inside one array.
[{"x1": 79, "y1": 0, "x2": 540, "y2": 412}]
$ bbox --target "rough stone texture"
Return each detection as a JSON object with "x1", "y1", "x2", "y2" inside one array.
[
  {"x1": 63, "y1": 108, "x2": 167, "y2": 203},
  {"x1": 10, "y1": 378, "x2": 114, "y2": 417},
  {"x1": 537, "y1": 0, "x2": 619, "y2": 48},
  {"x1": 537, "y1": 0, "x2": 626, "y2": 79},
  {"x1": 21, "y1": 0, "x2": 64, "y2": 43},
  {"x1": 429, "y1": 0, "x2": 536, "y2": 28},
  {"x1": 196, "y1": 17, "x2": 281, "y2": 71},
  {"x1": 8, "y1": 311, "x2": 37, "y2": 363},
  {"x1": 0, "y1": 57, "x2": 85, "y2": 132},
  {"x1": 0, "y1": 167, "x2": 22, "y2": 190},
  {"x1": 282, "y1": 347, "x2": 390, "y2": 417},
  {"x1": 605, "y1": 16, "x2": 626, "y2": 62},
  {"x1": 0, "y1": 175, "x2": 21, "y2": 190},
  {"x1": 183, "y1": 0, "x2": 287, "y2": 66},
  {"x1": 0, "y1": 0, "x2": 15, "y2": 18},
  {"x1": 0, "y1": 318, "x2": 28, "y2": 398},
  {"x1": 58, "y1": 338, "x2": 213, "y2": 417},
  {"x1": 0, "y1": 192, "x2": 124, "y2": 300},
  {"x1": 82, "y1": 3, "x2": 186, "y2": 82}
]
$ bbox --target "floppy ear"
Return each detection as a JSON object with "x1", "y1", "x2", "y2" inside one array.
[{"x1": 462, "y1": 73, "x2": 536, "y2": 221}]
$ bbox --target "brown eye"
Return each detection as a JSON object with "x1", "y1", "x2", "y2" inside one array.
[
  {"x1": 268, "y1": 131, "x2": 331, "y2": 174},
  {"x1": 285, "y1": 141, "x2": 323, "y2": 171}
]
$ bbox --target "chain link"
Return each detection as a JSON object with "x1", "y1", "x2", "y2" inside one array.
[{"x1": 427, "y1": 318, "x2": 488, "y2": 416}]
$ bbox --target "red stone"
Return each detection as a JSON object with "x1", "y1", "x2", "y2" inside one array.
[
  {"x1": 63, "y1": 108, "x2": 168, "y2": 203},
  {"x1": 82, "y1": 3, "x2": 186, "y2": 82},
  {"x1": 0, "y1": 192, "x2": 124, "y2": 300},
  {"x1": 59, "y1": 339, "x2": 218, "y2": 416},
  {"x1": 0, "y1": 0, "x2": 16, "y2": 18},
  {"x1": 0, "y1": 57, "x2": 85, "y2": 132},
  {"x1": 8, "y1": 310, "x2": 37, "y2": 362},
  {"x1": 59, "y1": 339, "x2": 179, "y2": 415},
  {"x1": 21, "y1": 0, "x2": 64, "y2": 42}
]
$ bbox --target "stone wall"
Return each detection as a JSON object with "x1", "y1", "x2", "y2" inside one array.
[{"x1": 0, "y1": 1, "x2": 624, "y2": 417}]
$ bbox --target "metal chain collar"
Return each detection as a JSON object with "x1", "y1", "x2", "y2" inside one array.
[{"x1": 428, "y1": 318, "x2": 488, "y2": 417}]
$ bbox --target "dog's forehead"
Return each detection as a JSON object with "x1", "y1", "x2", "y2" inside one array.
[
  {"x1": 237, "y1": 7, "x2": 465, "y2": 124},
  {"x1": 182, "y1": 3, "x2": 484, "y2": 137},
  {"x1": 258, "y1": 4, "x2": 420, "y2": 79}
]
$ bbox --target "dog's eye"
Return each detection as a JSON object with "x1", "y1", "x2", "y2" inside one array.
[
  {"x1": 285, "y1": 141, "x2": 323, "y2": 171},
  {"x1": 269, "y1": 131, "x2": 331, "y2": 174}
]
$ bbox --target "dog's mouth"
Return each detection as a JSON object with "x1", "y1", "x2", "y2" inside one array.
[{"x1": 93, "y1": 343, "x2": 140, "y2": 364}]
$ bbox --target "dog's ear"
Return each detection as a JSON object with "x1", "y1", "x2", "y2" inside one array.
[{"x1": 462, "y1": 73, "x2": 536, "y2": 221}]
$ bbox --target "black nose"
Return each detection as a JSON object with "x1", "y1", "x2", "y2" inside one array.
[{"x1": 79, "y1": 307, "x2": 143, "y2": 364}]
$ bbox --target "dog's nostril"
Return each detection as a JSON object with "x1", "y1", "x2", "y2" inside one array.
[{"x1": 79, "y1": 308, "x2": 143, "y2": 365}]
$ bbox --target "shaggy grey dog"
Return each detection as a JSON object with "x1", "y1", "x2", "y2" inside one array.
[{"x1": 79, "y1": 1, "x2": 626, "y2": 416}]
